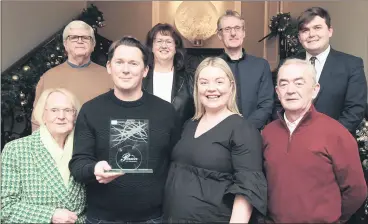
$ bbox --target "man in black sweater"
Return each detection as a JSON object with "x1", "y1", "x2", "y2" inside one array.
[{"x1": 69, "y1": 36, "x2": 180, "y2": 223}]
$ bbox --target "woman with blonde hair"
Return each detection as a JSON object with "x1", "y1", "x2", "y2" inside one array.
[
  {"x1": 1, "y1": 88, "x2": 86, "y2": 223},
  {"x1": 163, "y1": 57, "x2": 267, "y2": 223}
]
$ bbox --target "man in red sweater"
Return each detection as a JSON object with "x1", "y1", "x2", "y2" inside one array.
[{"x1": 262, "y1": 58, "x2": 367, "y2": 223}]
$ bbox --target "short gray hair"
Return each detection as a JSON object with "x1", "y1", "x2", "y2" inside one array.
[
  {"x1": 278, "y1": 58, "x2": 317, "y2": 84},
  {"x1": 62, "y1": 20, "x2": 95, "y2": 43},
  {"x1": 33, "y1": 88, "x2": 81, "y2": 125},
  {"x1": 217, "y1": 10, "x2": 245, "y2": 31}
]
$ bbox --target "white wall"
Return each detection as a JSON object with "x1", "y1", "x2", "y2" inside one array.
[
  {"x1": 92, "y1": 1, "x2": 152, "y2": 43},
  {"x1": 322, "y1": 2, "x2": 368, "y2": 76},
  {"x1": 1, "y1": 1, "x2": 87, "y2": 72}
]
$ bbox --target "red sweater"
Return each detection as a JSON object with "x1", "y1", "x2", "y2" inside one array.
[{"x1": 262, "y1": 106, "x2": 367, "y2": 223}]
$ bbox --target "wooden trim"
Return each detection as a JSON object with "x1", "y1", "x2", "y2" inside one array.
[
  {"x1": 234, "y1": 1, "x2": 242, "y2": 14},
  {"x1": 152, "y1": 1, "x2": 160, "y2": 27},
  {"x1": 262, "y1": 1, "x2": 282, "y2": 70},
  {"x1": 263, "y1": 1, "x2": 269, "y2": 59},
  {"x1": 279, "y1": 1, "x2": 284, "y2": 13}
]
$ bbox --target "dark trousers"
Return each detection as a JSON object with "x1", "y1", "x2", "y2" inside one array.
[{"x1": 86, "y1": 215, "x2": 162, "y2": 224}]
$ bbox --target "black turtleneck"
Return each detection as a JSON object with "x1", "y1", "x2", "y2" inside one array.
[
  {"x1": 70, "y1": 90, "x2": 180, "y2": 221},
  {"x1": 220, "y1": 49, "x2": 246, "y2": 114}
]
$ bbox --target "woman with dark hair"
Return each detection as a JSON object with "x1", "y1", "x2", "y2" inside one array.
[{"x1": 144, "y1": 23, "x2": 194, "y2": 126}]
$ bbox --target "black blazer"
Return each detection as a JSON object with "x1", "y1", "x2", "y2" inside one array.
[
  {"x1": 221, "y1": 52, "x2": 274, "y2": 130},
  {"x1": 274, "y1": 48, "x2": 367, "y2": 134},
  {"x1": 143, "y1": 67, "x2": 194, "y2": 127}
]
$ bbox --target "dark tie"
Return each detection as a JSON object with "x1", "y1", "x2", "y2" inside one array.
[{"x1": 310, "y1": 56, "x2": 317, "y2": 66}]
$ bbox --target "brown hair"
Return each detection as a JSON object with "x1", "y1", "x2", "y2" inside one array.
[
  {"x1": 145, "y1": 23, "x2": 185, "y2": 70},
  {"x1": 297, "y1": 7, "x2": 331, "y2": 31},
  {"x1": 107, "y1": 36, "x2": 150, "y2": 67}
]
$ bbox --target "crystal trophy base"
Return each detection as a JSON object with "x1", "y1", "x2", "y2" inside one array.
[{"x1": 105, "y1": 169, "x2": 153, "y2": 174}]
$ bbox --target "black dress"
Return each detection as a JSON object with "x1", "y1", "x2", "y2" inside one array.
[{"x1": 163, "y1": 114, "x2": 267, "y2": 223}]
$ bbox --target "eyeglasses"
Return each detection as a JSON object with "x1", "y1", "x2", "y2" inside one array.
[
  {"x1": 154, "y1": 39, "x2": 175, "y2": 46},
  {"x1": 67, "y1": 35, "x2": 92, "y2": 42},
  {"x1": 45, "y1": 108, "x2": 76, "y2": 116},
  {"x1": 218, "y1": 26, "x2": 244, "y2": 33}
]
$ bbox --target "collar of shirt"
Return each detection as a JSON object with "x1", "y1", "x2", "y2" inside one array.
[
  {"x1": 306, "y1": 45, "x2": 330, "y2": 65},
  {"x1": 222, "y1": 48, "x2": 246, "y2": 62},
  {"x1": 67, "y1": 60, "x2": 91, "y2": 68},
  {"x1": 284, "y1": 113, "x2": 304, "y2": 134}
]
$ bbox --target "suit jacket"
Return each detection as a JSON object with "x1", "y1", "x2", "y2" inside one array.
[
  {"x1": 273, "y1": 48, "x2": 367, "y2": 134},
  {"x1": 143, "y1": 67, "x2": 194, "y2": 127},
  {"x1": 1, "y1": 131, "x2": 86, "y2": 223},
  {"x1": 220, "y1": 51, "x2": 274, "y2": 130}
]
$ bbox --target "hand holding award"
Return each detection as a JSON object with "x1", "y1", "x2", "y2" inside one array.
[{"x1": 95, "y1": 161, "x2": 124, "y2": 183}]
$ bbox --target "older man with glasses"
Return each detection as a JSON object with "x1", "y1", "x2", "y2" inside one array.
[
  {"x1": 31, "y1": 20, "x2": 113, "y2": 131},
  {"x1": 217, "y1": 10, "x2": 274, "y2": 130}
]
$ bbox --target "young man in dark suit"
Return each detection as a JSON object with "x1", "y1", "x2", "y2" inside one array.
[
  {"x1": 274, "y1": 7, "x2": 367, "y2": 135},
  {"x1": 217, "y1": 10, "x2": 274, "y2": 130}
]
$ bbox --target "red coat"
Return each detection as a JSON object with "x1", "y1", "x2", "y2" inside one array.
[{"x1": 262, "y1": 106, "x2": 367, "y2": 223}]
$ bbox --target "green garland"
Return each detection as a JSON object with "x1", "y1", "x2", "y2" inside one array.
[
  {"x1": 259, "y1": 12, "x2": 304, "y2": 59},
  {"x1": 1, "y1": 4, "x2": 111, "y2": 144},
  {"x1": 355, "y1": 119, "x2": 368, "y2": 219}
]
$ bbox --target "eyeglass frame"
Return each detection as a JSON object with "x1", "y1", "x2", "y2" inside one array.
[
  {"x1": 153, "y1": 38, "x2": 175, "y2": 46},
  {"x1": 44, "y1": 108, "x2": 77, "y2": 116},
  {"x1": 67, "y1": 35, "x2": 93, "y2": 43},
  {"x1": 218, "y1": 26, "x2": 245, "y2": 34}
]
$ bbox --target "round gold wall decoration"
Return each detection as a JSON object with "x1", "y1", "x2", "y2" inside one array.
[{"x1": 174, "y1": 1, "x2": 218, "y2": 46}]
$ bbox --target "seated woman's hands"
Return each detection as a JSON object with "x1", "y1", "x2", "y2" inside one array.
[{"x1": 52, "y1": 208, "x2": 77, "y2": 223}]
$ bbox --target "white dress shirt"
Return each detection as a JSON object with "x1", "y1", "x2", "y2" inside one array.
[
  {"x1": 153, "y1": 71, "x2": 174, "y2": 103},
  {"x1": 306, "y1": 45, "x2": 331, "y2": 83},
  {"x1": 284, "y1": 113, "x2": 303, "y2": 135}
]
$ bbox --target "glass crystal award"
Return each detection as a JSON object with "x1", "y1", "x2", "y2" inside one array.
[{"x1": 106, "y1": 119, "x2": 153, "y2": 173}]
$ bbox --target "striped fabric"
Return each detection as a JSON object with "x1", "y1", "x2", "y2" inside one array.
[{"x1": 1, "y1": 130, "x2": 86, "y2": 223}]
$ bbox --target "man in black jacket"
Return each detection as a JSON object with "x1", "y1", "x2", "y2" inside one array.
[
  {"x1": 217, "y1": 10, "x2": 274, "y2": 130},
  {"x1": 273, "y1": 7, "x2": 367, "y2": 135}
]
